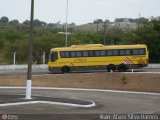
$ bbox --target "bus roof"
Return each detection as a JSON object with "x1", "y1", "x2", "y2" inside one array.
[{"x1": 50, "y1": 44, "x2": 147, "y2": 52}]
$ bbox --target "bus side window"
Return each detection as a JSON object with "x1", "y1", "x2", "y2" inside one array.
[
  {"x1": 83, "y1": 51, "x2": 88, "y2": 57},
  {"x1": 60, "y1": 51, "x2": 69, "y2": 58},
  {"x1": 88, "y1": 51, "x2": 94, "y2": 57},
  {"x1": 76, "y1": 51, "x2": 82, "y2": 57},
  {"x1": 95, "y1": 51, "x2": 101, "y2": 56},
  {"x1": 132, "y1": 49, "x2": 138, "y2": 55},
  {"x1": 100, "y1": 50, "x2": 106, "y2": 56},
  {"x1": 132, "y1": 49, "x2": 145, "y2": 55},
  {"x1": 113, "y1": 50, "x2": 119, "y2": 56},
  {"x1": 107, "y1": 50, "x2": 112, "y2": 56},
  {"x1": 119, "y1": 50, "x2": 125, "y2": 55},
  {"x1": 51, "y1": 52, "x2": 58, "y2": 62},
  {"x1": 70, "y1": 51, "x2": 76, "y2": 57},
  {"x1": 138, "y1": 49, "x2": 145, "y2": 55},
  {"x1": 125, "y1": 49, "x2": 131, "y2": 55},
  {"x1": 65, "y1": 52, "x2": 70, "y2": 57},
  {"x1": 60, "y1": 52, "x2": 65, "y2": 58}
]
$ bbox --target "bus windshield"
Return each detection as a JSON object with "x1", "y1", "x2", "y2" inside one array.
[{"x1": 50, "y1": 52, "x2": 58, "y2": 62}]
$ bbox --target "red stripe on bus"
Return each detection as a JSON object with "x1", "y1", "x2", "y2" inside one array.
[{"x1": 123, "y1": 57, "x2": 133, "y2": 64}]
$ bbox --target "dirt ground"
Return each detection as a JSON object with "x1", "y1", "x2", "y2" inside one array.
[{"x1": 0, "y1": 72, "x2": 160, "y2": 93}]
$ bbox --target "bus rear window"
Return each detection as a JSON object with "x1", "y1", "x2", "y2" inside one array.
[{"x1": 51, "y1": 52, "x2": 58, "y2": 62}]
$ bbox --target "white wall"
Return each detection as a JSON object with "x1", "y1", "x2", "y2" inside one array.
[{"x1": 0, "y1": 64, "x2": 48, "y2": 70}]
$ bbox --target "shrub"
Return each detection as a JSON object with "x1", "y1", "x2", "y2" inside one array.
[{"x1": 121, "y1": 74, "x2": 127, "y2": 84}]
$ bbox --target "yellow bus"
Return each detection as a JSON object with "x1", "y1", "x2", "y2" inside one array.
[{"x1": 48, "y1": 44, "x2": 148, "y2": 73}]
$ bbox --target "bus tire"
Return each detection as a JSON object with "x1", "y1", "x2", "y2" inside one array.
[
  {"x1": 61, "y1": 66, "x2": 70, "y2": 73},
  {"x1": 118, "y1": 64, "x2": 127, "y2": 72},
  {"x1": 107, "y1": 64, "x2": 116, "y2": 72}
]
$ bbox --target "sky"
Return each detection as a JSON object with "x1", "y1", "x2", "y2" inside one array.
[{"x1": 0, "y1": 0, "x2": 160, "y2": 25}]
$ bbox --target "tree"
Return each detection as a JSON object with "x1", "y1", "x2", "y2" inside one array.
[
  {"x1": 47, "y1": 23, "x2": 55, "y2": 27},
  {"x1": 33, "y1": 19, "x2": 46, "y2": 27},
  {"x1": 137, "y1": 17, "x2": 149, "y2": 24},
  {"x1": 22, "y1": 20, "x2": 30, "y2": 26},
  {"x1": 0, "y1": 16, "x2": 9, "y2": 25},
  {"x1": 104, "y1": 19, "x2": 110, "y2": 23},
  {"x1": 9, "y1": 19, "x2": 19, "y2": 26},
  {"x1": 122, "y1": 17, "x2": 160, "y2": 63},
  {"x1": 151, "y1": 17, "x2": 160, "y2": 32},
  {"x1": 0, "y1": 39, "x2": 4, "y2": 49},
  {"x1": 115, "y1": 18, "x2": 124, "y2": 22},
  {"x1": 1, "y1": 16, "x2": 160, "y2": 64},
  {"x1": 32, "y1": 28, "x2": 64, "y2": 64},
  {"x1": 93, "y1": 19, "x2": 103, "y2": 24},
  {"x1": 70, "y1": 22, "x2": 75, "y2": 25}
]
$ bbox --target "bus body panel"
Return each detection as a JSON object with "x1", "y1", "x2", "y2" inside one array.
[{"x1": 48, "y1": 44, "x2": 148, "y2": 73}]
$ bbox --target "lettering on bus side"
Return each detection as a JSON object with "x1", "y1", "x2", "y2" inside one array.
[
  {"x1": 74, "y1": 58, "x2": 87, "y2": 62},
  {"x1": 132, "y1": 56, "x2": 139, "y2": 59},
  {"x1": 132, "y1": 55, "x2": 144, "y2": 59}
]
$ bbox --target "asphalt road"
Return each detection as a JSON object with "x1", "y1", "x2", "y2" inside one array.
[
  {"x1": 0, "y1": 88, "x2": 160, "y2": 114},
  {"x1": 0, "y1": 68, "x2": 160, "y2": 119}
]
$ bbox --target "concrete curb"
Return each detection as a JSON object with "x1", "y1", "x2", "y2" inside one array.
[
  {"x1": 0, "y1": 100, "x2": 96, "y2": 108},
  {"x1": 0, "y1": 93, "x2": 96, "y2": 108},
  {"x1": 0, "y1": 87, "x2": 160, "y2": 96}
]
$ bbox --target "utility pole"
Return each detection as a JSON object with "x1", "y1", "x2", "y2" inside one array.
[
  {"x1": 26, "y1": 0, "x2": 34, "y2": 99},
  {"x1": 65, "y1": 0, "x2": 69, "y2": 47},
  {"x1": 138, "y1": 12, "x2": 141, "y2": 28},
  {"x1": 103, "y1": 21, "x2": 107, "y2": 45}
]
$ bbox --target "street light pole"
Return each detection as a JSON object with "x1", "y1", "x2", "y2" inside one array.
[
  {"x1": 26, "y1": 0, "x2": 34, "y2": 99},
  {"x1": 65, "y1": 0, "x2": 69, "y2": 47}
]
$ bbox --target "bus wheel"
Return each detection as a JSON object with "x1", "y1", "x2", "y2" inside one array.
[
  {"x1": 107, "y1": 64, "x2": 116, "y2": 72},
  {"x1": 61, "y1": 66, "x2": 70, "y2": 73},
  {"x1": 118, "y1": 64, "x2": 127, "y2": 72}
]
